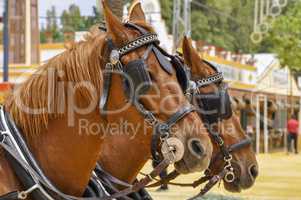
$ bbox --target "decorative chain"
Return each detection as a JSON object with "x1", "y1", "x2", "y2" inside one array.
[
  {"x1": 196, "y1": 72, "x2": 223, "y2": 88},
  {"x1": 118, "y1": 34, "x2": 159, "y2": 56}
]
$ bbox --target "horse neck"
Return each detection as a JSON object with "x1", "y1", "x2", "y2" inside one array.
[
  {"x1": 25, "y1": 111, "x2": 104, "y2": 196},
  {"x1": 98, "y1": 110, "x2": 152, "y2": 184}
]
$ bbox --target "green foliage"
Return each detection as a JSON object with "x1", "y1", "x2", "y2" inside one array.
[
  {"x1": 160, "y1": 0, "x2": 256, "y2": 52},
  {"x1": 160, "y1": 0, "x2": 173, "y2": 33},
  {"x1": 61, "y1": 4, "x2": 86, "y2": 32},
  {"x1": 41, "y1": 4, "x2": 102, "y2": 43},
  {"x1": 84, "y1": 6, "x2": 102, "y2": 28},
  {"x1": 46, "y1": 6, "x2": 58, "y2": 33},
  {"x1": 263, "y1": 1, "x2": 301, "y2": 71}
]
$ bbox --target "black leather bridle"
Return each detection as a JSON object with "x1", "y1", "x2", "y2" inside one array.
[
  {"x1": 145, "y1": 58, "x2": 253, "y2": 199},
  {"x1": 99, "y1": 22, "x2": 196, "y2": 163},
  {"x1": 189, "y1": 61, "x2": 252, "y2": 182}
]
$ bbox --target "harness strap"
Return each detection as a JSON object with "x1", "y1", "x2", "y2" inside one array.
[
  {"x1": 0, "y1": 107, "x2": 103, "y2": 200},
  {"x1": 187, "y1": 169, "x2": 229, "y2": 200},
  {"x1": 102, "y1": 159, "x2": 170, "y2": 200},
  {"x1": 210, "y1": 137, "x2": 252, "y2": 165},
  {"x1": 143, "y1": 170, "x2": 180, "y2": 188},
  {"x1": 99, "y1": 39, "x2": 116, "y2": 116},
  {"x1": 165, "y1": 106, "x2": 195, "y2": 127},
  {"x1": 0, "y1": 142, "x2": 99, "y2": 200},
  {"x1": 229, "y1": 137, "x2": 252, "y2": 152},
  {"x1": 151, "y1": 106, "x2": 195, "y2": 161},
  {"x1": 145, "y1": 169, "x2": 210, "y2": 189},
  {"x1": 0, "y1": 191, "x2": 19, "y2": 200},
  {"x1": 125, "y1": 22, "x2": 149, "y2": 35},
  {"x1": 94, "y1": 164, "x2": 132, "y2": 188}
]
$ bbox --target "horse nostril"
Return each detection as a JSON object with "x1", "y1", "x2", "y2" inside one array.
[
  {"x1": 249, "y1": 165, "x2": 258, "y2": 179},
  {"x1": 188, "y1": 139, "x2": 205, "y2": 158}
]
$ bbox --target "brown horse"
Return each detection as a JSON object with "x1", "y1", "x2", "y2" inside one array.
[
  {"x1": 97, "y1": 3, "x2": 257, "y2": 197},
  {"x1": 0, "y1": 2, "x2": 212, "y2": 199},
  {"x1": 182, "y1": 37, "x2": 258, "y2": 192},
  {"x1": 97, "y1": 2, "x2": 214, "y2": 184}
]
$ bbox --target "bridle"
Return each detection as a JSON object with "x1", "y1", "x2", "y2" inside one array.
[
  {"x1": 190, "y1": 60, "x2": 253, "y2": 183},
  {"x1": 100, "y1": 22, "x2": 197, "y2": 163},
  {"x1": 97, "y1": 23, "x2": 200, "y2": 199},
  {"x1": 145, "y1": 58, "x2": 253, "y2": 199}
]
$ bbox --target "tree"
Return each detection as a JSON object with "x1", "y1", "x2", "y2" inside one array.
[
  {"x1": 263, "y1": 1, "x2": 301, "y2": 71},
  {"x1": 160, "y1": 0, "x2": 173, "y2": 32},
  {"x1": 61, "y1": 10, "x2": 74, "y2": 32},
  {"x1": 46, "y1": 6, "x2": 58, "y2": 33},
  {"x1": 45, "y1": 6, "x2": 62, "y2": 42},
  {"x1": 61, "y1": 4, "x2": 86, "y2": 32},
  {"x1": 160, "y1": 0, "x2": 256, "y2": 52},
  {"x1": 84, "y1": 6, "x2": 102, "y2": 28}
]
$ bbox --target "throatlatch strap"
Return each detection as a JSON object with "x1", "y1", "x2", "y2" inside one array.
[{"x1": 99, "y1": 39, "x2": 116, "y2": 116}]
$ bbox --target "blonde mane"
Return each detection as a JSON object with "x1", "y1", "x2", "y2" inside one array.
[
  {"x1": 4, "y1": 20, "x2": 155, "y2": 139},
  {"x1": 5, "y1": 28, "x2": 107, "y2": 138}
]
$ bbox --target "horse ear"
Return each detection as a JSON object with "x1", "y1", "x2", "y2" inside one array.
[
  {"x1": 129, "y1": 1, "x2": 146, "y2": 22},
  {"x1": 182, "y1": 36, "x2": 199, "y2": 68},
  {"x1": 182, "y1": 36, "x2": 214, "y2": 76},
  {"x1": 102, "y1": 0, "x2": 128, "y2": 45}
]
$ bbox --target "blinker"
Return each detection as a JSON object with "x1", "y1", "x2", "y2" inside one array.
[
  {"x1": 123, "y1": 59, "x2": 152, "y2": 96},
  {"x1": 195, "y1": 86, "x2": 232, "y2": 124},
  {"x1": 153, "y1": 47, "x2": 173, "y2": 74}
]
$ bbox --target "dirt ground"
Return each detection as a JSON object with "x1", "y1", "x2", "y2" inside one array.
[{"x1": 141, "y1": 153, "x2": 301, "y2": 200}]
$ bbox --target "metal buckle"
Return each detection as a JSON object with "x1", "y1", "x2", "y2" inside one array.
[{"x1": 145, "y1": 113, "x2": 158, "y2": 126}]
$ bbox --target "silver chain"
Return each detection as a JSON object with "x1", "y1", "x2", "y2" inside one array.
[
  {"x1": 118, "y1": 34, "x2": 159, "y2": 56},
  {"x1": 196, "y1": 72, "x2": 223, "y2": 88}
]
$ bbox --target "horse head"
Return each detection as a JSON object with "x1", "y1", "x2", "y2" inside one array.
[
  {"x1": 182, "y1": 37, "x2": 258, "y2": 192},
  {"x1": 98, "y1": 1, "x2": 213, "y2": 183}
]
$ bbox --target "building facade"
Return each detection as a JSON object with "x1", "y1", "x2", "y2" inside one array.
[{"x1": 8, "y1": 0, "x2": 40, "y2": 64}]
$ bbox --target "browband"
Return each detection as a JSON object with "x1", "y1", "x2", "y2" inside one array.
[{"x1": 118, "y1": 33, "x2": 159, "y2": 57}]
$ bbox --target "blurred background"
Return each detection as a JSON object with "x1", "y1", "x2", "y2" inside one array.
[{"x1": 0, "y1": 0, "x2": 301, "y2": 199}]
